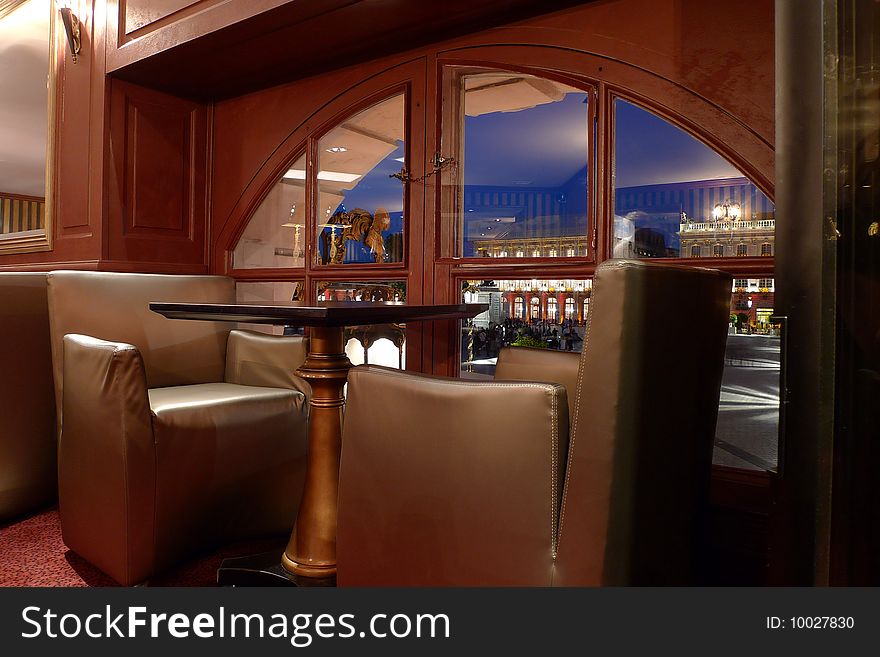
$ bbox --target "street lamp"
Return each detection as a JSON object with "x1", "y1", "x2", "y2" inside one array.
[{"x1": 712, "y1": 200, "x2": 742, "y2": 220}]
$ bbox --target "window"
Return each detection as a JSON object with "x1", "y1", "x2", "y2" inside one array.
[
  {"x1": 734, "y1": 278, "x2": 748, "y2": 289},
  {"x1": 737, "y1": 243, "x2": 748, "y2": 256},
  {"x1": 713, "y1": 244, "x2": 725, "y2": 257},
  {"x1": 443, "y1": 69, "x2": 591, "y2": 259},
  {"x1": 583, "y1": 297, "x2": 590, "y2": 321},
  {"x1": 612, "y1": 99, "x2": 774, "y2": 260},
  {"x1": 316, "y1": 94, "x2": 405, "y2": 265},
  {"x1": 317, "y1": 281, "x2": 407, "y2": 368},
  {"x1": 460, "y1": 279, "x2": 591, "y2": 378},
  {"x1": 759, "y1": 278, "x2": 773, "y2": 290},
  {"x1": 548, "y1": 248, "x2": 557, "y2": 257},
  {"x1": 233, "y1": 153, "x2": 307, "y2": 269},
  {"x1": 761, "y1": 243, "x2": 773, "y2": 256},
  {"x1": 567, "y1": 247, "x2": 576, "y2": 257},
  {"x1": 515, "y1": 249, "x2": 524, "y2": 258}
]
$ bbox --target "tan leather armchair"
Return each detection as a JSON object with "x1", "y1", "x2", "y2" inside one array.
[
  {"x1": 47, "y1": 271, "x2": 309, "y2": 585},
  {"x1": 0, "y1": 273, "x2": 56, "y2": 522},
  {"x1": 337, "y1": 260, "x2": 732, "y2": 586}
]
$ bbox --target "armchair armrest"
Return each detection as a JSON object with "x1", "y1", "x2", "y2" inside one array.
[
  {"x1": 337, "y1": 365, "x2": 569, "y2": 586},
  {"x1": 224, "y1": 329, "x2": 310, "y2": 398},
  {"x1": 495, "y1": 346, "x2": 580, "y2": 419},
  {"x1": 59, "y1": 334, "x2": 155, "y2": 584}
]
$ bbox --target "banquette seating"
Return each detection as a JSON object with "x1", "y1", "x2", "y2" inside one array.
[
  {"x1": 46, "y1": 271, "x2": 310, "y2": 585},
  {"x1": 336, "y1": 260, "x2": 732, "y2": 586},
  {"x1": 0, "y1": 273, "x2": 57, "y2": 523}
]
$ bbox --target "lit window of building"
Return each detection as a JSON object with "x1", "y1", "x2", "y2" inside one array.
[
  {"x1": 761, "y1": 243, "x2": 773, "y2": 256},
  {"x1": 567, "y1": 247, "x2": 576, "y2": 257},
  {"x1": 690, "y1": 245, "x2": 701, "y2": 258},
  {"x1": 737, "y1": 243, "x2": 748, "y2": 256},
  {"x1": 530, "y1": 297, "x2": 540, "y2": 319},
  {"x1": 547, "y1": 297, "x2": 558, "y2": 321},
  {"x1": 713, "y1": 244, "x2": 724, "y2": 257}
]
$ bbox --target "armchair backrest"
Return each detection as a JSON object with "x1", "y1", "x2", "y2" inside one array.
[
  {"x1": 47, "y1": 271, "x2": 236, "y2": 424},
  {"x1": 553, "y1": 260, "x2": 732, "y2": 585}
]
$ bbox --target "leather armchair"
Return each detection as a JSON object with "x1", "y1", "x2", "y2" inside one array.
[
  {"x1": 0, "y1": 273, "x2": 56, "y2": 522},
  {"x1": 337, "y1": 260, "x2": 732, "y2": 586},
  {"x1": 47, "y1": 271, "x2": 309, "y2": 585}
]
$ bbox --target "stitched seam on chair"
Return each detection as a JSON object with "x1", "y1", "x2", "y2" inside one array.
[
  {"x1": 110, "y1": 349, "x2": 133, "y2": 585},
  {"x1": 557, "y1": 271, "x2": 600, "y2": 552}
]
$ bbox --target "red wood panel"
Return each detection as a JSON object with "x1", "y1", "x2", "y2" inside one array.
[
  {"x1": 121, "y1": 0, "x2": 202, "y2": 35},
  {"x1": 108, "y1": 80, "x2": 209, "y2": 265}
]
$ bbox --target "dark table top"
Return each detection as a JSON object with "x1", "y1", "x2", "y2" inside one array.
[{"x1": 149, "y1": 301, "x2": 489, "y2": 327}]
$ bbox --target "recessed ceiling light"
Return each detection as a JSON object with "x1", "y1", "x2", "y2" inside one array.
[{"x1": 326, "y1": 146, "x2": 348, "y2": 153}]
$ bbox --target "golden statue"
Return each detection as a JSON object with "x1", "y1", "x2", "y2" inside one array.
[{"x1": 322, "y1": 207, "x2": 391, "y2": 264}]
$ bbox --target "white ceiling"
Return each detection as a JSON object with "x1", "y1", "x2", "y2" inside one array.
[{"x1": 0, "y1": 0, "x2": 49, "y2": 197}]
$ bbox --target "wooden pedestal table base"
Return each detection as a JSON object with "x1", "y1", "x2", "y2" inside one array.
[
  {"x1": 281, "y1": 326, "x2": 350, "y2": 578},
  {"x1": 149, "y1": 300, "x2": 488, "y2": 587}
]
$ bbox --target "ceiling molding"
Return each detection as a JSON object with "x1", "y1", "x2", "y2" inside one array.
[{"x1": 0, "y1": 0, "x2": 29, "y2": 21}]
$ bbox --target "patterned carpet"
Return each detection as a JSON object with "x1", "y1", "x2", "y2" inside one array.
[{"x1": 0, "y1": 508, "x2": 284, "y2": 587}]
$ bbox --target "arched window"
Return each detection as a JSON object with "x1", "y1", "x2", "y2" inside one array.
[
  {"x1": 566, "y1": 247, "x2": 576, "y2": 257},
  {"x1": 515, "y1": 250, "x2": 524, "y2": 258},
  {"x1": 565, "y1": 297, "x2": 575, "y2": 319},
  {"x1": 231, "y1": 93, "x2": 406, "y2": 270},
  {"x1": 514, "y1": 297, "x2": 524, "y2": 319},
  {"x1": 612, "y1": 98, "x2": 774, "y2": 261},
  {"x1": 761, "y1": 243, "x2": 773, "y2": 256},
  {"x1": 583, "y1": 297, "x2": 590, "y2": 321},
  {"x1": 530, "y1": 296, "x2": 540, "y2": 320},
  {"x1": 547, "y1": 297, "x2": 558, "y2": 321},
  {"x1": 737, "y1": 243, "x2": 748, "y2": 256}
]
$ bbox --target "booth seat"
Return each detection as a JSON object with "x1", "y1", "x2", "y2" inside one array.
[
  {"x1": 47, "y1": 271, "x2": 309, "y2": 586},
  {"x1": 0, "y1": 273, "x2": 56, "y2": 523},
  {"x1": 337, "y1": 260, "x2": 732, "y2": 586}
]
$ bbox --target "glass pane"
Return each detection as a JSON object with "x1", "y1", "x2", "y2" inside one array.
[
  {"x1": 715, "y1": 277, "x2": 779, "y2": 470},
  {"x1": 613, "y1": 99, "x2": 775, "y2": 259},
  {"x1": 450, "y1": 71, "x2": 590, "y2": 258},
  {"x1": 316, "y1": 280, "x2": 407, "y2": 369},
  {"x1": 233, "y1": 153, "x2": 307, "y2": 269},
  {"x1": 460, "y1": 278, "x2": 592, "y2": 378},
  {"x1": 234, "y1": 281, "x2": 304, "y2": 335},
  {"x1": 316, "y1": 94, "x2": 405, "y2": 265}
]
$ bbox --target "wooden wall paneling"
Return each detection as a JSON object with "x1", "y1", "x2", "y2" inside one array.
[{"x1": 107, "y1": 79, "x2": 209, "y2": 267}]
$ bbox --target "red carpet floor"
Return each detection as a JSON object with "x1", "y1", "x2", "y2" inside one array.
[{"x1": 0, "y1": 508, "x2": 283, "y2": 586}]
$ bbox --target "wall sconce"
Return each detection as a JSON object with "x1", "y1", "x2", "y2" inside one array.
[{"x1": 59, "y1": 5, "x2": 81, "y2": 63}]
